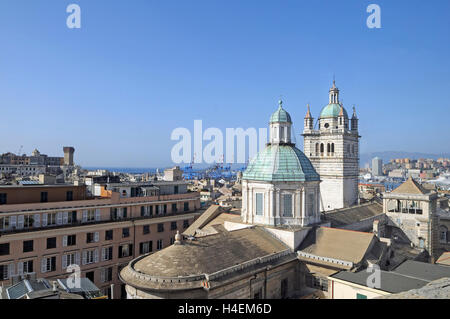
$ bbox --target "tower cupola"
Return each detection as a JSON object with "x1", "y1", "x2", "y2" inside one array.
[{"x1": 269, "y1": 100, "x2": 292, "y2": 144}]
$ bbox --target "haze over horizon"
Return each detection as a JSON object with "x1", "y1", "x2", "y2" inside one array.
[{"x1": 1, "y1": 0, "x2": 449, "y2": 167}]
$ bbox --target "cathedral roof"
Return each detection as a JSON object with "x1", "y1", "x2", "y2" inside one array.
[
  {"x1": 243, "y1": 144, "x2": 320, "y2": 182},
  {"x1": 320, "y1": 103, "x2": 349, "y2": 119},
  {"x1": 120, "y1": 227, "x2": 295, "y2": 290},
  {"x1": 269, "y1": 101, "x2": 292, "y2": 123}
]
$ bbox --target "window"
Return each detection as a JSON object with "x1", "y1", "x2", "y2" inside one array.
[
  {"x1": 118, "y1": 244, "x2": 132, "y2": 258},
  {"x1": 174, "y1": 186, "x2": 179, "y2": 194},
  {"x1": 157, "y1": 239, "x2": 163, "y2": 250},
  {"x1": 307, "y1": 193, "x2": 315, "y2": 216},
  {"x1": 0, "y1": 264, "x2": 11, "y2": 280},
  {"x1": 83, "y1": 210, "x2": 96, "y2": 223},
  {"x1": 171, "y1": 221, "x2": 177, "y2": 231},
  {"x1": 172, "y1": 203, "x2": 177, "y2": 213},
  {"x1": 47, "y1": 213, "x2": 57, "y2": 226},
  {"x1": 102, "y1": 246, "x2": 113, "y2": 261},
  {"x1": 64, "y1": 235, "x2": 76, "y2": 247},
  {"x1": 87, "y1": 232, "x2": 99, "y2": 244},
  {"x1": 255, "y1": 193, "x2": 264, "y2": 216},
  {"x1": 439, "y1": 226, "x2": 448, "y2": 243},
  {"x1": 23, "y1": 240, "x2": 34, "y2": 253},
  {"x1": 0, "y1": 216, "x2": 10, "y2": 230},
  {"x1": 283, "y1": 194, "x2": 293, "y2": 217},
  {"x1": 101, "y1": 267, "x2": 113, "y2": 283},
  {"x1": 62, "y1": 253, "x2": 77, "y2": 269},
  {"x1": 184, "y1": 202, "x2": 189, "y2": 212},
  {"x1": 24, "y1": 215, "x2": 34, "y2": 229},
  {"x1": 122, "y1": 228, "x2": 130, "y2": 238},
  {"x1": 143, "y1": 225, "x2": 150, "y2": 235},
  {"x1": 47, "y1": 237, "x2": 57, "y2": 249},
  {"x1": 40, "y1": 192, "x2": 48, "y2": 203},
  {"x1": 0, "y1": 193, "x2": 6, "y2": 205},
  {"x1": 105, "y1": 230, "x2": 113, "y2": 241},
  {"x1": 320, "y1": 143, "x2": 324, "y2": 154},
  {"x1": 306, "y1": 274, "x2": 328, "y2": 292},
  {"x1": 183, "y1": 220, "x2": 189, "y2": 229},
  {"x1": 139, "y1": 241, "x2": 153, "y2": 254},
  {"x1": 140, "y1": 206, "x2": 146, "y2": 217},
  {"x1": 356, "y1": 293, "x2": 367, "y2": 299},
  {"x1": 41, "y1": 256, "x2": 56, "y2": 273},
  {"x1": 163, "y1": 205, "x2": 167, "y2": 214},
  {"x1": 0, "y1": 243, "x2": 10, "y2": 256},
  {"x1": 20, "y1": 260, "x2": 34, "y2": 274},
  {"x1": 83, "y1": 249, "x2": 98, "y2": 265},
  {"x1": 68, "y1": 211, "x2": 77, "y2": 224},
  {"x1": 66, "y1": 191, "x2": 73, "y2": 201},
  {"x1": 157, "y1": 223, "x2": 164, "y2": 233},
  {"x1": 155, "y1": 205, "x2": 159, "y2": 215}
]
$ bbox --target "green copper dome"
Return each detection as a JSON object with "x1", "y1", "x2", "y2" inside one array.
[
  {"x1": 243, "y1": 145, "x2": 320, "y2": 182},
  {"x1": 320, "y1": 103, "x2": 348, "y2": 119},
  {"x1": 270, "y1": 101, "x2": 292, "y2": 123}
]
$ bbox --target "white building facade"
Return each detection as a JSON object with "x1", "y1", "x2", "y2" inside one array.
[
  {"x1": 242, "y1": 101, "x2": 321, "y2": 227},
  {"x1": 302, "y1": 82, "x2": 360, "y2": 211}
]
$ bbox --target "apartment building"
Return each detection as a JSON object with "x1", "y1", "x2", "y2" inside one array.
[{"x1": 0, "y1": 182, "x2": 201, "y2": 299}]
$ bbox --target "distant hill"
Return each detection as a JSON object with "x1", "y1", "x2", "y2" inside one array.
[{"x1": 360, "y1": 151, "x2": 450, "y2": 167}]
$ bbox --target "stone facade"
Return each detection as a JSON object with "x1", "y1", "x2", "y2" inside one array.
[
  {"x1": 241, "y1": 180, "x2": 321, "y2": 227},
  {"x1": 303, "y1": 82, "x2": 360, "y2": 211},
  {"x1": 383, "y1": 179, "x2": 440, "y2": 261}
]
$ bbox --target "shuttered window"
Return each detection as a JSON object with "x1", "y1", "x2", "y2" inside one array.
[
  {"x1": 255, "y1": 193, "x2": 264, "y2": 216},
  {"x1": 283, "y1": 194, "x2": 293, "y2": 217}
]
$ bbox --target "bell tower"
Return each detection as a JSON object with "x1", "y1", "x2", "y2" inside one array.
[{"x1": 302, "y1": 81, "x2": 360, "y2": 211}]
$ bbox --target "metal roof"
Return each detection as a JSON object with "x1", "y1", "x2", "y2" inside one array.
[{"x1": 243, "y1": 145, "x2": 320, "y2": 182}]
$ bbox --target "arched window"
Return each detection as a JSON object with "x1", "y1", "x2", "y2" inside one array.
[
  {"x1": 315, "y1": 143, "x2": 319, "y2": 156},
  {"x1": 440, "y1": 226, "x2": 448, "y2": 243},
  {"x1": 320, "y1": 143, "x2": 324, "y2": 154},
  {"x1": 331, "y1": 143, "x2": 335, "y2": 154},
  {"x1": 327, "y1": 143, "x2": 330, "y2": 153}
]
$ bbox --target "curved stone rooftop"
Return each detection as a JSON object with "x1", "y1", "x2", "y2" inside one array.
[
  {"x1": 269, "y1": 103, "x2": 292, "y2": 123},
  {"x1": 243, "y1": 145, "x2": 320, "y2": 182},
  {"x1": 120, "y1": 227, "x2": 293, "y2": 290},
  {"x1": 320, "y1": 103, "x2": 348, "y2": 119}
]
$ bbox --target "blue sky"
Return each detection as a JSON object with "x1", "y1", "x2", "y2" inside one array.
[{"x1": 0, "y1": 0, "x2": 449, "y2": 167}]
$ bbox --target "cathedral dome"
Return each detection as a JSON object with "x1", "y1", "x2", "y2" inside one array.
[
  {"x1": 243, "y1": 144, "x2": 319, "y2": 182},
  {"x1": 269, "y1": 101, "x2": 292, "y2": 123},
  {"x1": 320, "y1": 103, "x2": 348, "y2": 119}
]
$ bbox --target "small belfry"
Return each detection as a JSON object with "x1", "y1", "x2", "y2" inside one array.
[
  {"x1": 241, "y1": 100, "x2": 321, "y2": 227},
  {"x1": 302, "y1": 80, "x2": 361, "y2": 211}
]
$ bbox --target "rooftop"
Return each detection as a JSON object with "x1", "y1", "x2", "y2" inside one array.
[
  {"x1": 243, "y1": 145, "x2": 320, "y2": 182},
  {"x1": 322, "y1": 202, "x2": 383, "y2": 229},
  {"x1": 391, "y1": 177, "x2": 429, "y2": 195},
  {"x1": 298, "y1": 227, "x2": 378, "y2": 268}
]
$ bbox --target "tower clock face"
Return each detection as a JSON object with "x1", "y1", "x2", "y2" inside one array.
[{"x1": 324, "y1": 123, "x2": 330, "y2": 128}]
